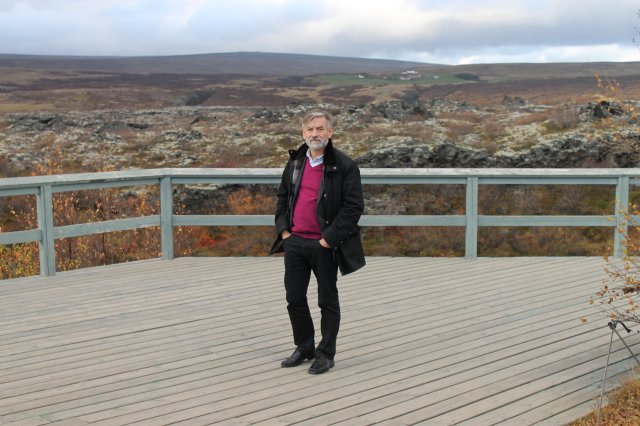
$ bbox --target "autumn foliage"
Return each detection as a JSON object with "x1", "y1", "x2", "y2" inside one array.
[
  {"x1": 0, "y1": 154, "x2": 166, "y2": 279},
  {"x1": 0, "y1": 155, "x2": 279, "y2": 279},
  {"x1": 589, "y1": 205, "x2": 640, "y2": 323},
  {"x1": 570, "y1": 371, "x2": 640, "y2": 426},
  {"x1": 0, "y1": 166, "x2": 626, "y2": 280},
  {"x1": 180, "y1": 187, "x2": 276, "y2": 257}
]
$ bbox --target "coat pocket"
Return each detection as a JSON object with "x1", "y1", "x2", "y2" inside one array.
[
  {"x1": 335, "y1": 233, "x2": 366, "y2": 276},
  {"x1": 269, "y1": 237, "x2": 285, "y2": 255}
]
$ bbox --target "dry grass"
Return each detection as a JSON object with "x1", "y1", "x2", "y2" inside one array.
[
  {"x1": 438, "y1": 111, "x2": 486, "y2": 142},
  {"x1": 469, "y1": 138, "x2": 500, "y2": 154},
  {"x1": 355, "y1": 122, "x2": 435, "y2": 142},
  {"x1": 514, "y1": 110, "x2": 552, "y2": 126},
  {"x1": 445, "y1": 120, "x2": 477, "y2": 140},
  {"x1": 509, "y1": 105, "x2": 580, "y2": 134},
  {"x1": 511, "y1": 133, "x2": 540, "y2": 151},
  {"x1": 0, "y1": 68, "x2": 70, "y2": 84},
  {"x1": 0, "y1": 102, "x2": 56, "y2": 112},
  {"x1": 570, "y1": 373, "x2": 640, "y2": 425},
  {"x1": 543, "y1": 105, "x2": 581, "y2": 133},
  {"x1": 438, "y1": 110, "x2": 484, "y2": 123}
]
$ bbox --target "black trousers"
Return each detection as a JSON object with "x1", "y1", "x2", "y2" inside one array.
[{"x1": 283, "y1": 234, "x2": 340, "y2": 359}]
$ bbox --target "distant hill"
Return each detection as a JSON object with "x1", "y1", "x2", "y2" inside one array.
[
  {"x1": 0, "y1": 52, "x2": 437, "y2": 76},
  {"x1": 435, "y1": 61, "x2": 640, "y2": 80},
  {"x1": 1, "y1": 51, "x2": 639, "y2": 112}
]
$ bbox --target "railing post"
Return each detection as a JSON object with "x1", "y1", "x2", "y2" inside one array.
[
  {"x1": 614, "y1": 176, "x2": 630, "y2": 259},
  {"x1": 465, "y1": 177, "x2": 479, "y2": 259},
  {"x1": 160, "y1": 176, "x2": 174, "y2": 260},
  {"x1": 36, "y1": 185, "x2": 56, "y2": 276}
]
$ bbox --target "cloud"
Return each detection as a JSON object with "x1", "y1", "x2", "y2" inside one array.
[
  {"x1": 407, "y1": 44, "x2": 640, "y2": 65},
  {"x1": 0, "y1": 0, "x2": 638, "y2": 63},
  {"x1": 265, "y1": 0, "x2": 639, "y2": 58}
]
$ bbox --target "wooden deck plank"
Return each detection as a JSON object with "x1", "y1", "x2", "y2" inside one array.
[
  {"x1": 0, "y1": 258, "x2": 596, "y2": 384},
  {"x1": 0, "y1": 257, "x2": 635, "y2": 425},
  {"x1": 46, "y1": 306, "x2": 604, "y2": 426},
  {"x1": 424, "y1": 351, "x2": 639, "y2": 425},
  {"x1": 0, "y1": 258, "x2": 280, "y2": 325},
  {"x1": 469, "y1": 361, "x2": 637, "y2": 425},
  {"x1": 0, "y1": 284, "x2": 604, "y2": 392},
  {"x1": 0, "y1": 260, "x2": 604, "y2": 400},
  {"x1": 1, "y1": 300, "x2": 596, "y2": 422},
  {"x1": 0, "y1": 256, "x2": 556, "y2": 356},
  {"x1": 272, "y1": 317, "x2": 612, "y2": 425},
  {"x1": 119, "y1": 284, "x2": 600, "y2": 422}
]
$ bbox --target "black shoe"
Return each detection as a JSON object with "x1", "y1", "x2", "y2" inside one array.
[
  {"x1": 308, "y1": 356, "x2": 334, "y2": 374},
  {"x1": 281, "y1": 349, "x2": 314, "y2": 368}
]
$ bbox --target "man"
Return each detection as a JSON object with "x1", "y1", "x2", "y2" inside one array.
[{"x1": 269, "y1": 110, "x2": 365, "y2": 374}]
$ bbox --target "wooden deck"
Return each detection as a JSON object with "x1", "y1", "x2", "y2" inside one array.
[{"x1": 1, "y1": 257, "x2": 639, "y2": 425}]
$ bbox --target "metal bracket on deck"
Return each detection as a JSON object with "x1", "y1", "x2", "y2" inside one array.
[{"x1": 597, "y1": 320, "x2": 640, "y2": 426}]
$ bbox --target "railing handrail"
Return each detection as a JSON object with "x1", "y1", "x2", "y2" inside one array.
[
  {"x1": 3, "y1": 167, "x2": 640, "y2": 191},
  {"x1": 1, "y1": 167, "x2": 638, "y2": 277}
]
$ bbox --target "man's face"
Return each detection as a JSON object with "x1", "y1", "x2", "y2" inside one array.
[{"x1": 303, "y1": 117, "x2": 333, "y2": 151}]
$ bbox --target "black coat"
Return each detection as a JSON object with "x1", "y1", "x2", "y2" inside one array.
[{"x1": 269, "y1": 139, "x2": 366, "y2": 275}]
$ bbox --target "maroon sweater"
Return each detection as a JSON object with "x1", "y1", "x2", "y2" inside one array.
[{"x1": 291, "y1": 160, "x2": 323, "y2": 239}]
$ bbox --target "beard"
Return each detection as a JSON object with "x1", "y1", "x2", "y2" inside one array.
[{"x1": 305, "y1": 137, "x2": 329, "y2": 150}]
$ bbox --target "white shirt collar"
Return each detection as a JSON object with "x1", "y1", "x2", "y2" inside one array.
[{"x1": 306, "y1": 149, "x2": 324, "y2": 168}]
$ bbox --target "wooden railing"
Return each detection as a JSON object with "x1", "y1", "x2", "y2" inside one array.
[{"x1": 1, "y1": 168, "x2": 638, "y2": 276}]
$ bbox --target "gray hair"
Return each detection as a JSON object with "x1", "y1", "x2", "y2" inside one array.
[{"x1": 301, "y1": 111, "x2": 333, "y2": 130}]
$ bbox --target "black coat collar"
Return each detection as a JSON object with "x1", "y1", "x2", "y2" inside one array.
[{"x1": 288, "y1": 139, "x2": 337, "y2": 165}]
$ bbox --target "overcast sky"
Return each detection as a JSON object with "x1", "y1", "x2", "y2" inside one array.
[{"x1": 0, "y1": 0, "x2": 639, "y2": 65}]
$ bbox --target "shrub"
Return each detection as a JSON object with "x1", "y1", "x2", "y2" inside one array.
[
  {"x1": 593, "y1": 205, "x2": 640, "y2": 322},
  {"x1": 569, "y1": 373, "x2": 640, "y2": 425},
  {"x1": 454, "y1": 73, "x2": 480, "y2": 81},
  {"x1": 513, "y1": 110, "x2": 552, "y2": 126},
  {"x1": 543, "y1": 105, "x2": 580, "y2": 133},
  {"x1": 0, "y1": 150, "x2": 164, "y2": 279},
  {"x1": 446, "y1": 120, "x2": 477, "y2": 141},
  {"x1": 0, "y1": 243, "x2": 39, "y2": 279}
]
